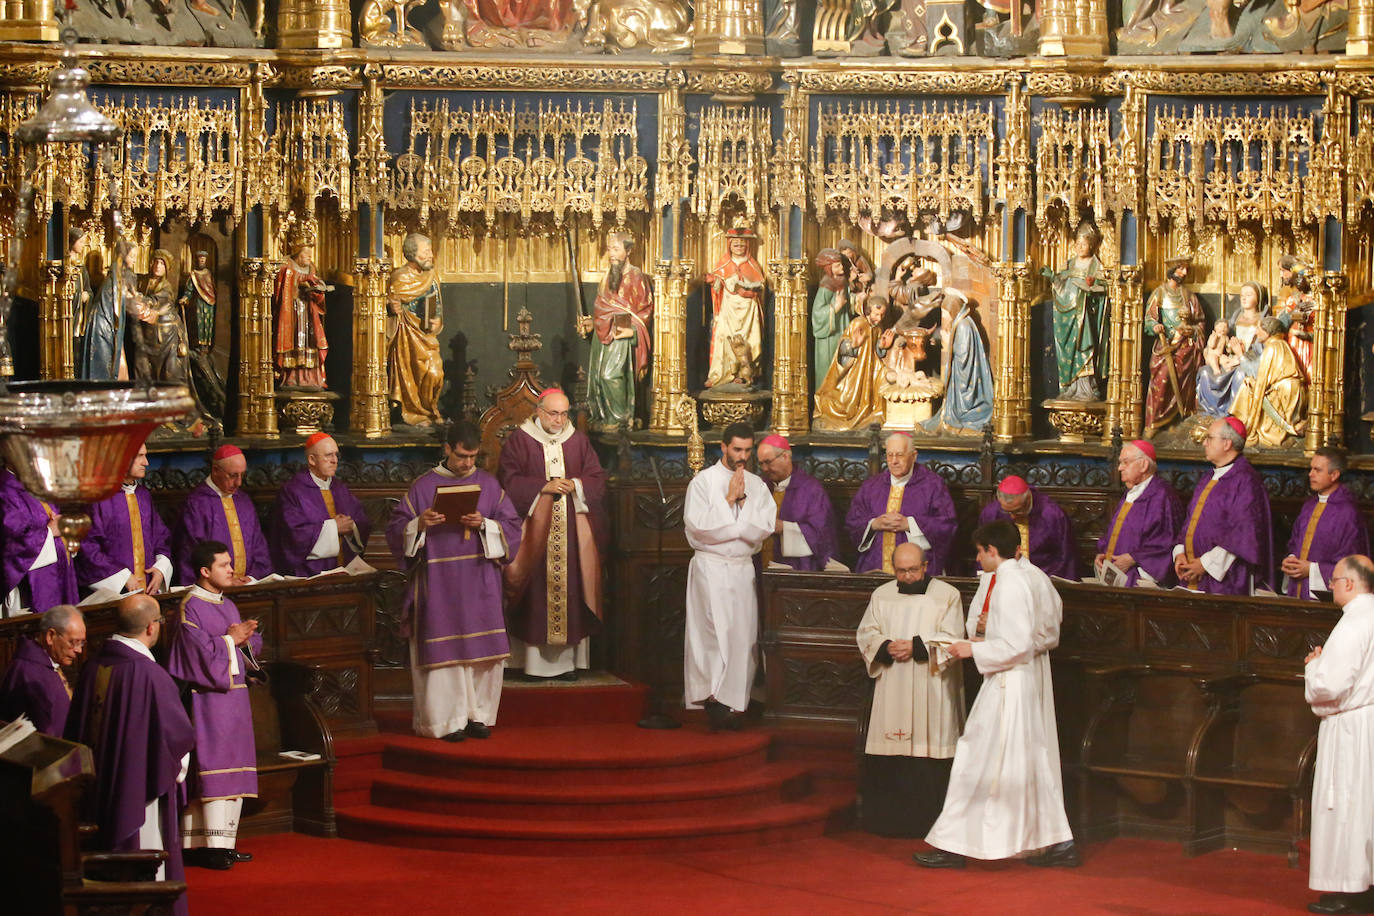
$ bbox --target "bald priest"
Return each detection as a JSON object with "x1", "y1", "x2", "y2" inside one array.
[{"x1": 269, "y1": 432, "x2": 372, "y2": 576}]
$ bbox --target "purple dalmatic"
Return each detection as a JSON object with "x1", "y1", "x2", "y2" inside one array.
[
  {"x1": 846, "y1": 466, "x2": 958, "y2": 576},
  {"x1": 66, "y1": 637, "x2": 195, "y2": 916},
  {"x1": 770, "y1": 470, "x2": 839, "y2": 571},
  {"x1": 268, "y1": 470, "x2": 374, "y2": 576},
  {"x1": 1096, "y1": 475, "x2": 1186, "y2": 587},
  {"x1": 1285, "y1": 485, "x2": 1370, "y2": 599},
  {"x1": 75, "y1": 484, "x2": 172, "y2": 592},
  {"x1": 978, "y1": 487, "x2": 1079, "y2": 580},
  {"x1": 498, "y1": 425, "x2": 608, "y2": 648},
  {"x1": 0, "y1": 468, "x2": 77, "y2": 613},
  {"x1": 387, "y1": 467, "x2": 522, "y2": 669},
  {"x1": 1178, "y1": 456, "x2": 1274, "y2": 595},
  {"x1": 172, "y1": 482, "x2": 271, "y2": 584},
  {"x1": 0, "y1": 637, "x2": 70, "y2": 735},
  {"x1": 165, "y1": 589, "x2": 262, "y2": 803}
]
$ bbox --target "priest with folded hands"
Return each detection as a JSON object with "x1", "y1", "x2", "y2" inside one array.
[
  {"x1": 1093, "y1": 440, "x2": 1185, "y2": 588},
  {"x1": 76, "y1": 444, "x2": 173, "y2": 597},
  {"x1": 846, "y1": 433, "x2": 958, "y2": 576},
  {"x1": 269, "y1": 432, "x2": 372, "y2": 576}
]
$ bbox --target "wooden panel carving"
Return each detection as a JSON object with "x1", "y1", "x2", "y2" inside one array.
[{"x1": 781, "y1": 656, "x2": 868, "y2": 712}]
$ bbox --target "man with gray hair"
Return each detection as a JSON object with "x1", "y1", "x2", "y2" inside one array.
[
  {"x1": 845, "y1": 432, "x2": 958, "y2": 576},
  {"x1": 1172, "y1": 416, "x2": 1273, "y2": 595},
  {"x1": 1283, "y1": 448, "x2": 1370, "y2": 601},
  {"x1": 0, "y1": 604, "x2": 85, "y2": 734},
  {"x1": 1305, "y1": 555, "x2": 1374, "y2": 914},
  {"x1": 1093, "y1": 439, "x2": 1184, "y2": 587}
]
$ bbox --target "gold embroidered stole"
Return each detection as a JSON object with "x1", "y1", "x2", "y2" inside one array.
[
  {"x1": 1298, "y1": 501, "x2": 1328, "y2": 561},
  {"x1": 126, "y1": 491, "x2": 146, "y2": 589},
  {"x1": 1015, "y1": 520, "x2": 1032, "y2": 564},
  {"x1": 320, "y1": 487, "x2": 343, "y2": 567},
  {"x1": 542, "y1": 440, "x2": 570, "y2": 646},
  {"x1": 220, "y1": 495, "x2": 246, "y2": 578},
  {"x1": 1104, "y1": 501, "x2": 1133, "y2": 558},
  {"x1": 880, "y1": 484, "x2": 905, "y2": 574},
  {"x1": 1183, "y1": 479, "x2": 1220, "y2": 561}
]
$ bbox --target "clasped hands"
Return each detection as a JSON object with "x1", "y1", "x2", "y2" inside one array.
[
  {"x1": 226, "y1": 618, "x2": 258, "y2": 647},
  {"x1": 725, "y1": 467, "x2": 747, "y2": 506},
  {"x1": 1280, "y1": 554, "x2": 1312, "y2": 578},
  {"x1": 871, "y1": 512, "x2": 907, "y2": 533},
  {"x1": 1173, "y1": 554, "x2": 1204, "y2": 585}
]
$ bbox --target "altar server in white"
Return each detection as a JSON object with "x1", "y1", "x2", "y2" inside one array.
[
  {"x1": 856, "y1": 542, "x2": 966, "y2": 836},
  {"x1": 683, "y1": 422, "x2": 776, "y2": 732},
  {"x1": 917, "y1": 519, "x2": 1078, "y2": 868},
  {"x1": 1305, "y1": 554, "x2": 1374, "y2": 916}
]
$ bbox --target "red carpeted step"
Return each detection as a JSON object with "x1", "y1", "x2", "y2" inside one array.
[
  {"x1": 372, "y1": 677, "x2": 650, "y2": 733},
  {"x1": 368, "y1": 761, "x2": 814, "y2": 820},
  {"x1": 335, "y1": 790, "x2": 854, "y2": 856},
  {"x1": 379, "y1": 725, "x2": 772, "y2": 786}
]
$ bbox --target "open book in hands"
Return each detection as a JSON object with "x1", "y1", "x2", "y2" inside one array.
[{"x1": 922, "y1": 640, "x2": 963, "y2": 674}]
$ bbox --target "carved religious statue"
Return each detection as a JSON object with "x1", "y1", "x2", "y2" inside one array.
[
  {"x1": 81, "y1": 239, "x2": 144, "y2": 381},
  {"x1": 1196, "y1": 280, "x2": 1267, "y2": 419},
  {"x1": 1228, "y1": 315, "x2": 1307, "y2": 448},
  {"x1": 66, "y1": 226, "x2": 93, "y2": 368},
  {"x1": 813, "y1": 297, "x2": 890, "y2": 430},
  {"x1": 578, "y1": 229, "x2": 654, "y2": 432},
  {"x1": 386, "y1": 232, "x2": 446, "y2": 428},
  {"x1": 811, "y1": 247, "x2": 855, "y2": 391},
  {"x1": 704, "y1": 221, "x2": 767, "y2": 390},
  {"x1": 179, "y1": 245, "x2": 226, "y2": 420},
  {"x1": 919, "y1": 287, "x2": 995, "y2": 436},
  {"x1": 446, "y1": 0, "x2": 577, "y2": 48},
  {"x1": 583, "y1": 0, "x2": 693, "y2": 51},
  {"x1": 273, "y1": 222, "x2": 332, "y2": 389},
  {"x1": 358, "y1": 0, "x2": 427, "y2": 47},
  {"x1": 1040, "y1": 220, "x2": 1107, "y2": 401},
  {"x1": 1274, "y1": 260, "x2": 1316, "y2": 380},
  {"x1": 1143, "y1": 255, "x2": 1205, "y2": 438},
  {"x1": 132, "y1": 249, "x2": 193, "y2": 388}
]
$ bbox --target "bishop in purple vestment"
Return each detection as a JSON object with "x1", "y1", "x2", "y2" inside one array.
[
  {"x1": 1281, "y1": 448, "x2": 1370, "y2": 600},
  {"x1": 1173, "y1": 417, "x2": 1274, "y2": 595},
  {"x1": 756, "y1": 435, "x2": 839, "y2": 571},
  {"x1": 1094, "y1": 440, "x2": 1185, "y2": 588},
  {"x1": 497, "y1": 389, "x2": 608, "y2": 678},
  {"x1": 268, "y1": 433, "x2": 373, "y2": 576},
  {"x1": 0, "y1": 604, "x2": 84, "y2": 734},
  {"x1": 0, "y1": 466, "x2": 77, "y2": 616},
  {"x1": 165, "y1": 540, "x2": 262, "y2": 864},
  {"x1": 389, "y1": 422, "x2": 523, "y2": 739},
  {"x1": 76, "y1": 444, "x2": 173, "y2": 595},
  {"x1": 977, "y1": 476, "x2": 1078, "y2": 580},
  {"x1": 66, "y1": 595, "x2": 195, "y2": 915},
  {"x1": 172, "y1": 445, "x2": 271, "y2": 585},
  {"x1": 846, "y1": 434, "x2": 958, "y2": 576}
]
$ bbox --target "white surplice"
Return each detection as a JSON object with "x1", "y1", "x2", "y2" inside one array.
[
  {"x1": 683, "y1": 460, "x2": 776, "y2": 713},
  {"x1": 925, "y1": 557, "x2": 1074, "y2": 859},
  {"x1": 1307, "y1": 592, "x2": 1374, "y2": 893},
  {"x1": 856, "y1": 578, "x2": 966, "y2": 758}
]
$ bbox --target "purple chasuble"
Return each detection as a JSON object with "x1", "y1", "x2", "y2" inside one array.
[
  {"x1": 172, "y1": 482, "x2": 271, "y2": 584},
  {"x1": 386, "y1": 468, "x2": 522, "y2": 669},
  {"x1": 978, "y1": 487, "x2": 1079, "y2": 580},
  {"x1": 771, "y1": 470, "x2": 838, "y2": 571},
  {"x1": 1285, "y1": 485, "x2": 1369, "y2": 599},
  {"x1": 497, "y1": 426, "x2": 608, "y2": 647},
  {"x1": 76, "y1": 484, "x2": 171, "y2": 591},
  {"x1": 0, "y1": 636, "x2": 70, "y2": 735},
  {"x1": 846, "y1": 466, "x2": 958, "y2": 576},
  {"x1": 1095, "y1": 476, "x2": 1186, "y2": 587},
  {"x1": 165, "y1": 592, "x2": 261, "y2": 801},
  {"x1": 268, "y1": 470, "x2": 373, "y2": 576},
  {"x1": 1179, "y1": 456, "x2": 1274, "y2": 595},
  {"x1": 0, "y1": 468, "x2": 77, "y2": 613},
  {"x1": 66, "y1": 639, "x2": 194, "y2": 916}
]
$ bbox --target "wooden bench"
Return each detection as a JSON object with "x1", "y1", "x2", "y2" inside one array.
[
  {"x1": 242, "y1": 661, "x2": 336, "y2": 838},
  {"x1": 1189, "y1": 672, "x2": 1317, "y2": 866}
]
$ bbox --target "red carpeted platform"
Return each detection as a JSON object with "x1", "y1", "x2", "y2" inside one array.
[
  {"x1": 187, "y1": 832, "x2": 1315, "y2": 916},
  {"x1": 333, "y1": 676, "x2": 854, "y2": 855}
]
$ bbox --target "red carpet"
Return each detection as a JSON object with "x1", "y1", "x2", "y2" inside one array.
[{"x1": 187, "y1": 831, "x2": 1315, "y2": 915}]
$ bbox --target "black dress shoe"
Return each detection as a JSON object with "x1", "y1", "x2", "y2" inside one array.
[
  {"x1": 185, "y1": 848, "x2": 234, "y2": 870},
  {"x1": 441, "y1": 729, "x2": 466, "y2": 742},
  {"x1": 464, "y1": 721, "x2": 491, "y2": 739},
  {"x1": 231, "y1": 850, "x2": 253, "y2": 862},
  {"x1": 1309, "y1": 894, "x2": 1374, "y2": 915},
  {"x1": 556, "y1": 670, "x2": 579, "y2": 682},
  {"x1": 1026, "y1": 840, "x2": 1081, "y2": 868},
  {"x1": 705, "y1": 699, "x2": 731, "y2": 732},
  {"x1": 912, "y1": 849, "x2": 966, "y2": 869}
]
